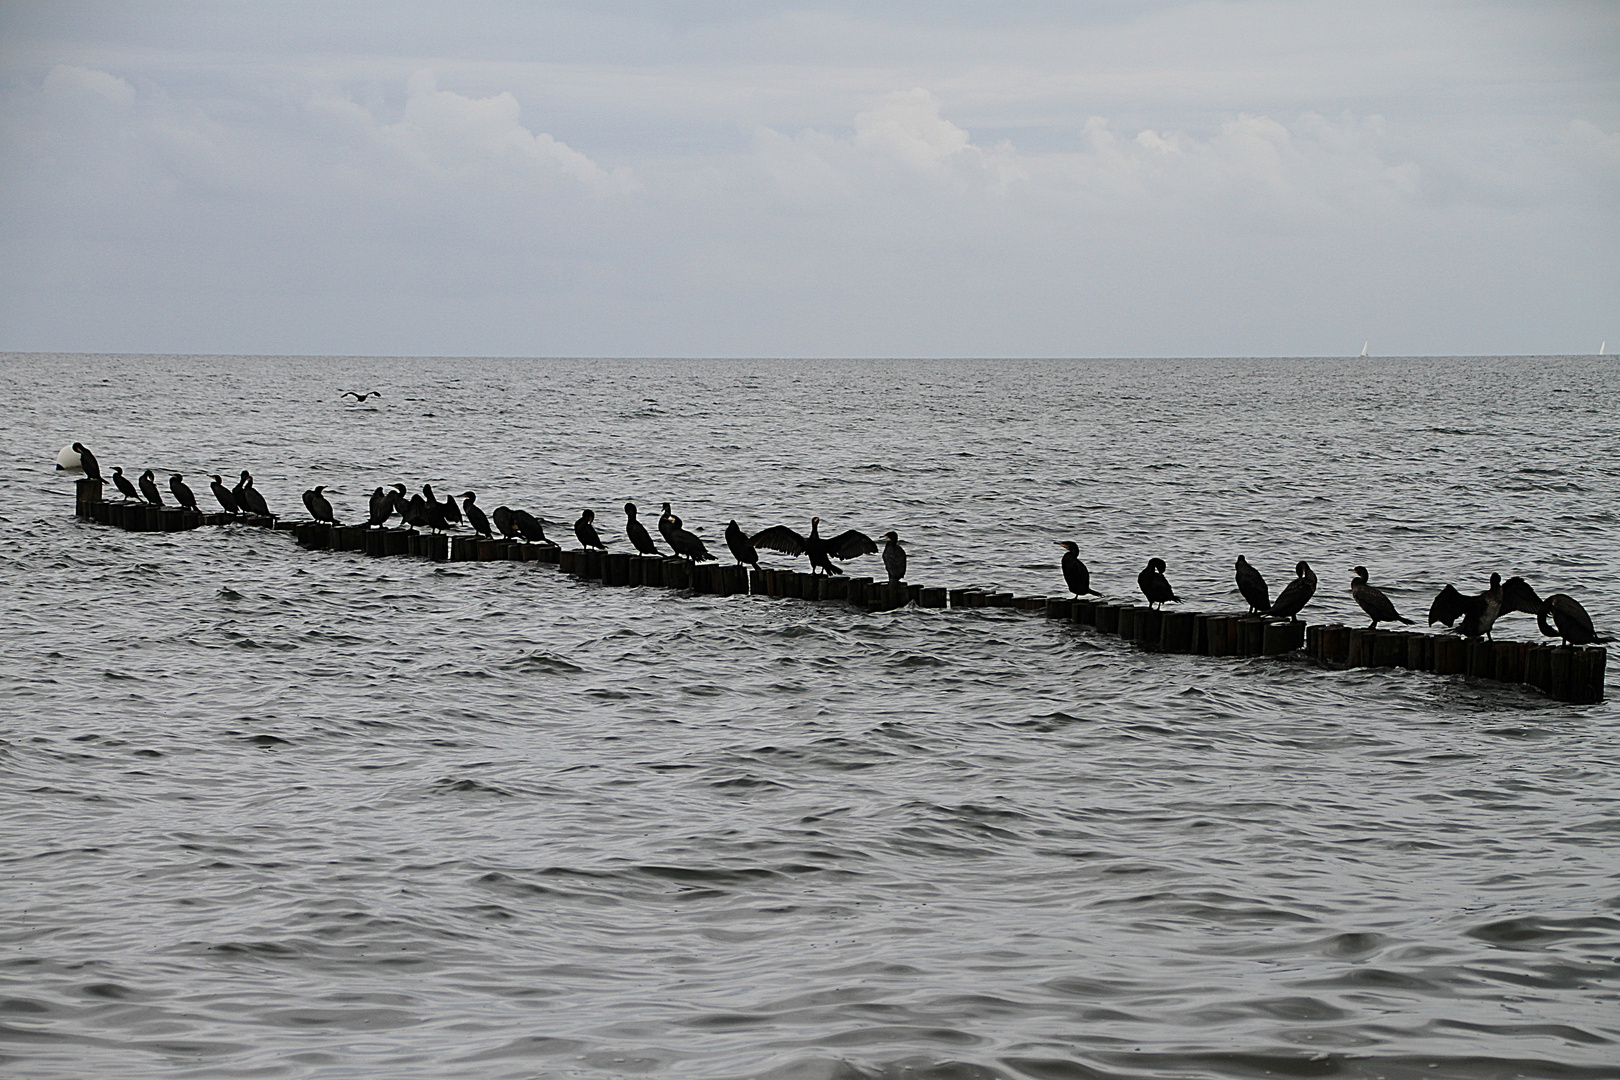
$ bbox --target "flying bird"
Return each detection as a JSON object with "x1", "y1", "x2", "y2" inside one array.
[{"x1": 341, "y1": 390, "x2": 382, "y2": 403}]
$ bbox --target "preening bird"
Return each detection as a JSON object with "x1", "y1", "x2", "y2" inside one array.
[
  {"x1": 208, "y1": 474, "x2": 238, "y2": 514},
  {"x1": 438, "y1": 489, "x2": 461, "y2": 526},
  {"x1": 725, "y1": 520, "x2": 759, "y2": 569},
  {"x1": 1235, "y1": 555, "x2": 1270, "y2": 615},
  {"x1": 138, "y1": 468, "x2": 163, "y2": 506},
  {"x1": 71, "y1": 442, "x2": 102, "y2": 482},
  {"x1": 881, "y1": 531, "x2": 907, "y2": 584},
  {"x1": 512, "y1": 509, "x2": 556, "y2": 545},
  {"x1": 169, "y1": 474, "x2": 199, "y2": 512},
  {"x1": 492, "y1": 505, "x2": 520, "y2": 541},
  {"x1": 458, "y1": 492, "x2": 491, "y2": 538},
  {"x1": 1351, "y1": 566, "x2": 1413, "y2": 629},
  {"x1": 1137, "y1": 558, "x2": 1181, "y2": 609},
  {"x1": 1537, "y1": 593, "x2": 1612, "y2": 646},
  {"x1": 366, "y1": 487, "x2": 393, "y2": 528},
  {"x1": 751, "y1": 517, "x2": 876, "y2": 575},
  {"x1": 624, "y1": 503, "x2": 661, "y2": 555},
  {"x1": 341, "y1": 390, "x2": 382, "y2": 402},
  {"x1": 236, "y1": 471, "x2": 271, "y2": 517},
  {"x1": 1268, "y1": 561, "x2": 1317, "y2": 622},
  {"x1": 1056, "y1": 542, "x2": 1101, "y2": 598},
  {"x1": 1427, "y1": 573, "x2": 1504, "y2": 638},
  {"x1": 112, "y1": 467, "x2": 140, "y2": 501},
  {"x1": 574, "y1": 509, "x2": 607, "y2": 550}
]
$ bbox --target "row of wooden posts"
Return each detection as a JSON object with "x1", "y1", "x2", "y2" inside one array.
[{"x1": 73, "y1": 479, "x2": 1606, "y2": 704}]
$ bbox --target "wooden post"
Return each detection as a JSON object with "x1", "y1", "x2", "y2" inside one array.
[
  {"x1": 1432, "y1": 635, "x2": 1465, "y2": 676},
  {"x1": 847, "y1": 577, "x2": 871, "y2": 607},
  {"x1": 75, "y1": 478, "x2": 104, "y2": 517},
  {"x1": 1523, "y1": 643, "x2": 1551, "y2": 694},
  {"x1": 1238, "y1": 617, "x2": 1266, "y2": 657},
  {"x1": 1465, "y1": 638, "x2": 1495, "y2": 679},
  {"x1": 1577, "y1": 646, "x2": 1607, "y2": 703},
  {"x1": 1345, "y1": 628, "x2": 1370, "y2": 667},
  {"x1": 1371, "y1": 631, "x2": 1406, "y2": 667},
  {"x1": 824, "y1": 576, "x2": 850, "y2": 601},
  {"x1": 1321, "y1": 624, "x2": 1351, "y2": 666},
  {"x1": 640, "y1": 555, "x2": 664, "y2": 587},
  {"x1": 1204, "y1": 615, "x2": 1230, "y2": 657},
  {"x1": 604, "y1": 552, "x2": 631, "y2": 587},
  {"x1": 1135, "y1": 607, "x2": 1163, "y2": 649},
  {"x1": 1548, "y1": 646, "x2": 1573, "y2": 701},
  {"x1": 1405, "y1": 634, "x2": 1435, "y2": 672},
  {"x1": 558, "y1": 549, "x2": 578, "y2": 574},
  {"x1": 990, "y1": 592, "x2": 1015, "y2": 607},
  {"x1": 664, "y1": 557, "x2": 691, "y2": 590},
  {"x1": 1161, "y1": 610, "x2": 1196, "y2": 653},
  {"x1": 450, "y1": 536, "x2": 476, "y2": 561},
  {"x1": 918, "y1": 587, "x2": 946, "y2": 608},
  {"x1": 1115, "y1": 605, "x2": 1138, "y2": 640},
  {"x1": 1046, "y1": 598, "x2": 1072, "y2": 620},
  {"x1": 1071, "y1": 600, "x2": 1098, "y2": 626},
  {"x1": 1094, "y1": 603, "x2": 1120, "y2": 634},
  {"x1": 1493, "y1": 640, "x2": 1527, "y2": 684},
  {"x1": 1261, "y1": 620, "x2": 1298, "y2": 656}
]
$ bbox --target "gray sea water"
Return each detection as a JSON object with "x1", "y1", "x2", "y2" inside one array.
[{"x1": 2, "y1": 352, "x2": 1618, "y2": 1080}]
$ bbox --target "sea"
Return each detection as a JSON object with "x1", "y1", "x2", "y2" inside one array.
[{"x1": 2, "y1": 352, "x2": 1617, "y2": 1080}]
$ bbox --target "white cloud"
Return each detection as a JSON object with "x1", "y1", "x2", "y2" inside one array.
[{"x1": 42, "y1": 64, "x2": 135, "y2": 108}]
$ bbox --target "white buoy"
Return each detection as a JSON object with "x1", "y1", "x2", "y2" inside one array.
[{"x1": 56, "y1": 443, "x2": 82, "y2": 471}]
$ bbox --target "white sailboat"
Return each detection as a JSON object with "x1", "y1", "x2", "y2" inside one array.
[
  {"x1": 1360, "y1": 341, "x2": 1369, "y2": 358},
  {"x1": 1602, "y1": 341, "x2": 1608, "y2": 355}
]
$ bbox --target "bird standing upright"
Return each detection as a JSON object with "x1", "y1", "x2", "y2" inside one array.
[
  {"x1": 209, "y1": 474, "x2": 238, "y2": 514},
  {"x1": 725, "y1": 520, "x2": 759, "y2": 569},
  {"x1": 1056, "y1": 542, "x2": 1101, "y2": 598},
  {"x1": 138, "y1": 468, "x2": 164, "y2": 506},
  {"x1": 624, "y1": 503, "x2": 661, "y2": 555},
  {"x1": 575, "y1": 509, "x2": 607, "y2": 550},
  {"x1": 1268, "y1": 561, "x2": 1317, "y2": 622},
  {"x1": 458, "y1": 492, "x2": 491, "y2": 538},
  {"x1": 1235, "y1": 555, "x2": 1270, "y2": 614},
  {"x1": 1351, "y1": 566, "x2": 1413, "y2": 629},
  {"x1": 1137, "y1": 558, "x2": 1181, "y2": 609},
  {"x1": 112, "y1": 467, "x2": 140, "y2": 501},
  {"x1": 169, "y1": 474, "x2": 199, "y2": 511},
  {"x1": 881, "y1": 531, "x2": 907, "y2": 584},
  {"x1": 72, "y1": 443, "x2": 102, "y2": 482}
]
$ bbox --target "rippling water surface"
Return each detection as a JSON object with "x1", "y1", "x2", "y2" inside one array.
[{"x1": 2, "y1": 353, "x2": 1618, "y2": 1079}]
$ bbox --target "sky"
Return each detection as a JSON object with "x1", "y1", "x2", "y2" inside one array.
[{"x1": 0, "y1": 1, "x2": 1615, "y2": 358}]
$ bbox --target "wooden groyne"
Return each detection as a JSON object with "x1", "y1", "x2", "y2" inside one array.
[{"x1": 71, "y1": 479, "x2": 1607, "y2": 704}]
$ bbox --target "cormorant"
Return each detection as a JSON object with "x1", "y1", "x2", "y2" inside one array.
[
  {"x1": 725, "y1": 520, "x2": 759, "y2": 569},
  {"x1": 237, "y1": 471, "x2": 271, "y2": 517},
  {"x1": 1056, "y1": 542, "x2": 1101, "y2": 598},
  {"x1": 302, "y1": 485, "x2": 336, "y2": 524},
  {"x1": 366, "y1": 487, "x2": 392, "y2": 528},
  {"x1": 1235, "y1": 555, "x2": 1270, "y2": 614},
  {"x1": 71, "y1": 443, "x2": 102, "y2": 482},
  {"x1": 1428, "y1": 573, "x2": 1504, "y2": 638},
  {"x1": 208, "y1": 474, "x2": 238, "y2": 514},
  {"x1": 574, "y1": 509, "x2": 607, "y2": 550},
  {"x1": 660, "y1": 504, "x2": 715, "y2": 562},
  {"x1": 458, "y1": 492, "x2": 491, "y2": 539},
  {"x1": 881, "y1": 531, "x2": 907, "y2": 584},
  {"x1": 169, "y1": 474, "x2": 199, "y2": 511},
  {"x1": 492, "y1": 505, "x2": 520, "y2": 541},
  {"x1": 751, "y1": 517, "x2": 875, "y2": 575},
  {"x1": 438, "y1": 489, "x2": 461, "y2": 526},
  {"x1": 341, "y1": 390, "x2": 382, "y2": 402},
  {"x1": 420, "y1": 493, "x2": 449, "y2": 533},
  {"x1": 624, "y1": 503, "x2": 661, "y2": 555},
  {"x1": 112, "y1": 467, "x2": 140, "y2": 501},
  {"x1": 1268, "y1": 561, "x2": 1317, "y2": 622},
  {"x1": 1537, "y1": 594, "x2": 1612, "y2": 646},
  {"x1": 512, "y1": 509, "x2": 556, "y2": 546},
  {"x1": 401, "y1": 494, "x2": 427, "y2": 530},
  {"x1": 138, "y1": 468, "x2": 164, "y2": 506},
  {"x1": 1137, "y1": 558, "x2": 1181, "y2": 609},
  {"x1": 1501, "y1": 576, "x2": 1545, "y2": 618},
  {"x1": 1351, "y1": 566, "x2": 1413, "y2": 629}
]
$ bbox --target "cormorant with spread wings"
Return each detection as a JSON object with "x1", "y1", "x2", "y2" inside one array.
[{"x1": 751, "y1": 517, "x2": 877, "y2": 576}]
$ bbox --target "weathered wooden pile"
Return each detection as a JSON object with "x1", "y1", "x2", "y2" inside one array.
[{"x1": 72, "y1": 478, "x2": 1607, "y2": 703}]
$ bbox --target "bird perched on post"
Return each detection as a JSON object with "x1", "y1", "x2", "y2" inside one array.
[
  {"x1": 236, "y1": 471, "x2": 271, "y2": 517},
  {"x1": 660, "y1": 504, "x2": 715, "y2": 562},
  {"x1": 1056, "y1": 542, "x2": 1101, "y2": 598},
  {"x1": 208, "y1": 474, "x2": 238, "y2": 514},
  {"x1": 1268, "y1": 561, "x2": 1317, "y2": 622},
  {"x1": 512, "y1": 509, "x2": 556, "y2": 546},
  {"x1": 302, "y1": 485, "x2": 336, "y2": 524},
  {"x1": 751, "y1": 517, "x2": 875, "y2": 575},
  {"x1": 1537, "y1": 594, "x2": 1612, "y2": 646},
  {"x1": 458, "y1": 492, "x2": 491, "y2": 538},
  {"x1": 1235, "y1": 556, "x2": 1270, "y2": 614},
  {"x1": 71, "y1": 443, "x2": 102, "y2": 482},
  {"x1": 1350, "y1": 566, "x2": 1413, "y2": 629},
  {"x1": 881, "y1": 531, "x2": 907, "y2": 584},
  {"x1": 725, "y1": 520, "x2": 759, "y2": 569},
  {"x1": 492, "y1": 505, "x2": 520, "y2": 541},
  {"x1": 624, "y1": 503, "x2": 661, "y2": 555},
  {"x1": 365, "y1": 487, "x2": 392, "y2": 528},
  {"x1": 169, "y1": 474, "x2": 199, "y2": 511},
  {"x1": 575, "y1": 509, "x2": 607, "y2": 550},
  {"x1": 112, "y1": 467, "x2": 140, "y2": 501},
  {"x1": 138, "y1": 468, "x2": 164, "y2": 506},
  {"x1": 1428, "y1": 573, "x2": 1504, "y2": 638},
  {"x1": 1137, "y1": 558, "x2": 1181, "y2": 609}
]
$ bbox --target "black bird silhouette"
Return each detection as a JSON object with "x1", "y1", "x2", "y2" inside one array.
[
  {"x1": 458, "y1": 492, "x2": 491, "y2": 538},
  {"x1": 492, "y1": 505, "x2": 520, "y2": 541},
  {"x1": 1137, "y1": 558, "x2": 1181, "y2": 609},
  {"x1": 624, "y1": 503, "x2": 661, "y2": 555},
  {"x1": 1235, "y1": 555, "x2": 1270, "y2": 614},
  {"x1": 169, "y1": 474, "x2": 199, "y2": 511},
  {"x1": 72, "y1": 442, "x2": 102, "y2": 481},
  {"x1": 660, "y1": 503, "x2": 715, "y2": 562},
  {"x1": 365, "y1": 487, "x2": 392, "y2": 527},
  {"x1": 1268, "y1": 561, "x2": 1317, "y2": 622},
  {"x1": 1351, "y1": 566, "x2": 1413, "y2": 629},
  {"x1": 512, "y1": 509, "x2": 556, "y2": 545},
  {"x1": 574, "y1": 509, "x2": 607, "y2": 550},
  {"x1": 1428, "y1": 573, "x2": 1504, "y2": 638},
  {"x1": 341, "y1": 390, "x2": 382, "y2": 402},
  {"x1": 236, "y1": 471, "x2": 271, "y2": 517},
  {"x1": 751, "y1": 517, "x2": 876, "y2": 575},
  {"x1": 1537, "y1": 594, "x2": 1612, "y2": 646},
  {"x1": 208, "y1": 474, "x2": 238, "y2": 514},
  {"x1": 1056, "y1": 542, "x2": 1101, "y2": 598},
  {"x1": 302, "y1": 485, "x2": 337, "y2": 524},
  {"x1": 138, "y1": 468, "x2": 164, "y2": 506},
  {"x1": 438, "y1": 489, "x2": 461, "y2": 526},
  {"x1": 725, "y1": 520, "x2": 759, "y2": 569},
  {"x1": 112, "y1": 467, "x2": 140, "y2": 501},
  {"x1": 881, "y1": 531, "x2": 907, "y2": 584}
]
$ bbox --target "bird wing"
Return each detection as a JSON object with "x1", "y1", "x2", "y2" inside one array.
[
  {"x1": 1426, "y1": 584, "x2": 1467, "y2": 626},
  {"x1": 751, "y1": 525, "x2": 806, "y2": 556},
  {"x1": 1499, "y1": 577, "x2": 1544, "y2": 616},
  {"x1": 825, "y1": 530, "x2": 877, "y2": 560}
]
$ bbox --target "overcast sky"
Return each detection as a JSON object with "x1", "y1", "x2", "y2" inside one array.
[{"x1": 1, "y1": 1, "x2": 1615, "y2": 357}]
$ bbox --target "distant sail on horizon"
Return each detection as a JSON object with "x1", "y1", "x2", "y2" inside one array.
[{"x1": 1360, "y1": 341, "x2": 1369, "y2": 357}]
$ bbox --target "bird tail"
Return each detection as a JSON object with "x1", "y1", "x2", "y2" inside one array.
[{"x1": 1397, "y1": 615, "x2": 1414, "y2": 624}]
